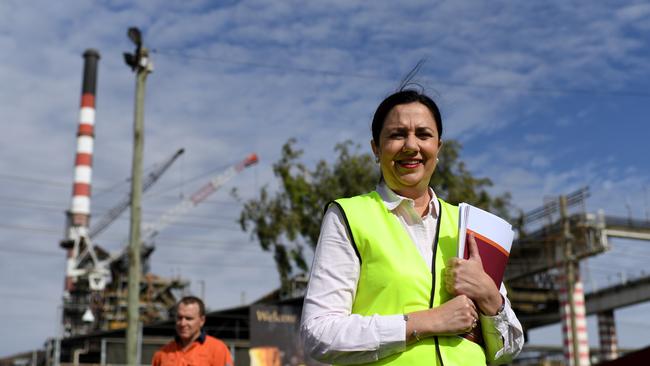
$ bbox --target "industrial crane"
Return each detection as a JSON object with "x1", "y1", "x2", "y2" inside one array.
[
  {"x1": 67, "y1": 152, "x2": 257, "y2": 286},
  {"x1": 108, "y1": 153, "x2": 259, "y2": 270},
  {"x1": 140, "y1": 153, "x2": 259, "y2": 246},
  {"x1": 87, "y1": 153, "x2": 259, "y2": 331},
  {"x1": 89, "y1": 148, "x2": 185, "y2": 238},
  {"x1": 62, "y1": 148, "x2": 185, "y2": 293},
  {"x1": 61, "y1": 148, "x2": 185, "y2": 284}
]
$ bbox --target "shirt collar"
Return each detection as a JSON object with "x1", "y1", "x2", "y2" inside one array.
[
  {"x1": 175, "y1": 328, "x2": 207, "y2": 345},
  {"x1": 376, "y1": 181, "x2": 439, "y2": 219}
]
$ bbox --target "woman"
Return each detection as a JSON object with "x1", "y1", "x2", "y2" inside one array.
[{"x1": 300, "y1": 89, "x2": 524, "y2": 365}]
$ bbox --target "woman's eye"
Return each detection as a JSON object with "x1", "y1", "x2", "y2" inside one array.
[{"x1": 416, "y1": 129, "x2": 434, "y2": 138}]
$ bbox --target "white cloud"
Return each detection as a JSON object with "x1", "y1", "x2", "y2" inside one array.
[
  {"x1": 1, "y1": 0, "x2": 650, "y2": 357},
  {"x1": 616, "y1": 3, "x2": 650, "y2": 23},
  {"x1": 524, "y1": 133, "x2": 551, "y2": 144}
]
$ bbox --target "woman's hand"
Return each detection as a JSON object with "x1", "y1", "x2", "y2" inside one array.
[
  {"x1": 406, "y1": 295, "x2": 478, "y2": 340},
  {"x1": 431, "y1": 294, "x2": 479, "y2": 335},
  {"x1": 445, "y1": 234, "x2": 503, "y2": 315}
]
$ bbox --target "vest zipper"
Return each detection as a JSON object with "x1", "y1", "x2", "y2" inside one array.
[{"x1": 430, "y1": 202, "x2": 444, "y2": 366}]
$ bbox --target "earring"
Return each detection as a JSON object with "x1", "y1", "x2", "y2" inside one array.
[
  {"x1": 436, "y1": 158, "x2": 440, "y2": 163},
  {"x1": 375, "y1": 156, "x2": 380, "y2": 163}
]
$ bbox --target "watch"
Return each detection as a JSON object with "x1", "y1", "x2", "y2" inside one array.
[{"x1": 496, "y1": 296, "x2": 505, "y2": 315}]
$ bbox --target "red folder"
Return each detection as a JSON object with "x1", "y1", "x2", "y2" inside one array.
[
  {"x1": 457, "y1": 203, "x2": 514, "y2": 286},
  {"x1": 457, "y1": 203, "x2": 514, "y2": 345}
]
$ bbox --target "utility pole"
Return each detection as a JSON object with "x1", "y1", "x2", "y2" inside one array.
[
  {"x1": 560, "y1": 195, "x2": 584, "y2": 366},
  {"x1": 123, "y1": 27, "x2": 153, "y2": 366}
]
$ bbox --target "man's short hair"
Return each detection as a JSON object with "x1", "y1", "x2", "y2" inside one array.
[{"x1": 176, "y1": 296, "x2": 206, "y2": 317}]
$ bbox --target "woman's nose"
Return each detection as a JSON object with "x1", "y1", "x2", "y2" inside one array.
[{"x1": 402, "y1": 134, "x2": 418, "y2": 152}]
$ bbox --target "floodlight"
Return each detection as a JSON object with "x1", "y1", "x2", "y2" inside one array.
[
  {"x1": 127, "y1": 27, "x2": 142, "y2": 46},
  {"x1": 124, "y1": 52, "x2": 137, "y2": 69}
]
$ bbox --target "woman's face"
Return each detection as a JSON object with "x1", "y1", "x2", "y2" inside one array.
[{"x1": 371, "y1": 102, "x2": 442, "y2": 198}]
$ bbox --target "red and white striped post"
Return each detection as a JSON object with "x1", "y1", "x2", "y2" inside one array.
[
  {"x1": 62, "y1": 49, "x2": 100, "y2": 292},
  {"x1": 558, "y1": 270, "x2": 590, "y2": 366},
  {"x1": 598, "y1": 310, "x2": 618, "y2": 361}
]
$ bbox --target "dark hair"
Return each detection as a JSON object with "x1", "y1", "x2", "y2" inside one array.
[
  {"x1": 177, "y1": 296, "x2": 206, "y2": 316},
  {"x1": 371, "y1": 89, "x2": 443, "y2": 146}
]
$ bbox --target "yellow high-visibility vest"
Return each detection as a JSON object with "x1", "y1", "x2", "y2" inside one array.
[{"x1": 333, "y1": 191, "x2": 486, "y2": 366}]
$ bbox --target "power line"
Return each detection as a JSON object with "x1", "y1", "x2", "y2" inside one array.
[
  {"x1": 153, "y1": 49, "x2": 383, "y2": 81},
  {"x1": 0, "y1": 223, "x2": 61, "y2": 234},
  {"x1": 0, "y1": 202, "x2": 244, "y2": 229},
  {"x1": 153, "y1": 240, "x2": 261, "y2": 252},
  {"x1": 0, "y1": 221, "x2": 249, "y2": 244},
  {"x1": 0, "y1": 194, "x2": 244, "y2": 219},
  {"x1": 0, "y1": 245, "x2": 272, "y2": 268},
  {"x1": 0, "y1": 194, "x2": 242, "y2": 215},
  {"x1": 154, "y1": 258, "x2": 275, "y2": 268},
  {"x1": 0, "y1": 181, "x2": 244, "y2": 207},
  {"x1": 0, "y1": 240, "x2": 270, "y2": 271},
  {"x1": 0, "y1": 200, "x2": 65, "y2": 212},
  {"x1": 0, "y1": 166, "x2": 253, "y2": 205},
  {"x1": 0, "y1": 173, "x2": 70, "y2": 187},
  {"x1": 0, "y1": 247, "x2": 61, "y2": 257},
  {"x1": 0, "y1": 172, "x2": 137, "y2": 192},
  {"x1": 154, "y1": 48, "x2": 650, "y2": 98},
  {"x1": 0, "y1": 225, "x2": 263, "y2": 251},
  {"x1": 143, "y1": 162, "x2": 234, "y2": 198}
]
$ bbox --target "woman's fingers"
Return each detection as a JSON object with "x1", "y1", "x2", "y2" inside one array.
[{"x1": 427, "y1": 295, "x2": 479, "y2": 335}]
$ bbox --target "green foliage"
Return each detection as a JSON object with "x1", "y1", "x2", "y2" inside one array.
[
  {"x1": 239, "y1": 138, "x2": 512, "y2": 287},
  {"x1": 238, "y1": 138, "x2": 378, "y2": 286}
]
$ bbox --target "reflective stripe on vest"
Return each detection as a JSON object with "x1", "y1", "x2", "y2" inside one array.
[{"x1": 334, "y1": 191, "x2": 486, "y2": 366}]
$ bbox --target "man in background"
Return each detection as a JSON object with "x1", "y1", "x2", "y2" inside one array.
[{"x1": 152, "y1": 296, "x2": 233, "y2": 366}]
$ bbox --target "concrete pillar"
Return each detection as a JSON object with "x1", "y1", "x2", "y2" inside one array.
[
  {"x1": 598, "y1": 310, "x2": 618, "y2": 361},
  {"x1": 558, "y1": 269, "x2": 590, "y2": 366}
]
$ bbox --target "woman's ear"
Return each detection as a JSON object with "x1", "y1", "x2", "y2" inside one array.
[{"x1": 370, "y1": 139, "x2": 379, "y2": 159}]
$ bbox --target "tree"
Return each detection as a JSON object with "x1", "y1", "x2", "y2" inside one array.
[{"x1": 238, "y1": 138, "x2": 511, "y2": 289}]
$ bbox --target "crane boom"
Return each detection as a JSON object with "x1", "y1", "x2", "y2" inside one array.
[
  {"x1": 89, "y1": 148, "x2": 185, "y2": 238},
  {"x1": 142, "y1": 153, "x2": 258, "y2": 244}
]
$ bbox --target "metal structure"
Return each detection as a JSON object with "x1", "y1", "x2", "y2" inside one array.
[
  {"x1": 59, "y1": 147, "x2": 185, "y2": 335},
  {"x1": 60, "y1": 149, "x2": 258, "y2": 337},
  {"x1": 507, "y1": 212, "x2": 650, "y2": 322},
  {"x1": 90, "y1": 153, "x2": 259, "y2": 332},
  {"x1": 506, "y1": 187, "x2": 650, "y2": 365}
]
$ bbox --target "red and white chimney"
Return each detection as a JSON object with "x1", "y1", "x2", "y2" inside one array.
[
  {"x1": 62, "y1": 49, "x2": 100, "y2": 292},
  {"x1": 68, "y1": 49, "x2": 100, "y2": 235}
]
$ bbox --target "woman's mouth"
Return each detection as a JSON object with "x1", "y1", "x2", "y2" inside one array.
[{"x1": 396, "y1": 159, "x2": 423, "y2": 169}]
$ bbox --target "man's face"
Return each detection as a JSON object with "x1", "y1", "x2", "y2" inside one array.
[{"x1": 175, "y1": 303, "x2": 205, "y2": 344}]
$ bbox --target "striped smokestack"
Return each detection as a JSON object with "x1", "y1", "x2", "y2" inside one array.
[
  {"x1": 62, "y1": 49, "x2": 100, "y2": 294},
  {"x1": 68, "y1": 49, "x2": 100, "y2": 235}
]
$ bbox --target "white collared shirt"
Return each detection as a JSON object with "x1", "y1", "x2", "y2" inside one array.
[{"x1": 300, "y1": 183, "x2": 524, "y2": 364}]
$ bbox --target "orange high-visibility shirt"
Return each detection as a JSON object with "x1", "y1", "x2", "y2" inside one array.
[{"x1": 152, "y1": 334, "x2": 233, "y2": 366}]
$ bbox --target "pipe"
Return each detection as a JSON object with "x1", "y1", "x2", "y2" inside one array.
[{"x1": 72, "y1": 341, "x2": 90, "y2": 366}]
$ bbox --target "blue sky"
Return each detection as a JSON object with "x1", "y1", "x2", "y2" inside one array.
[{"x1": 1, "y1": 0, "x2": 650, "y2": 358}]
